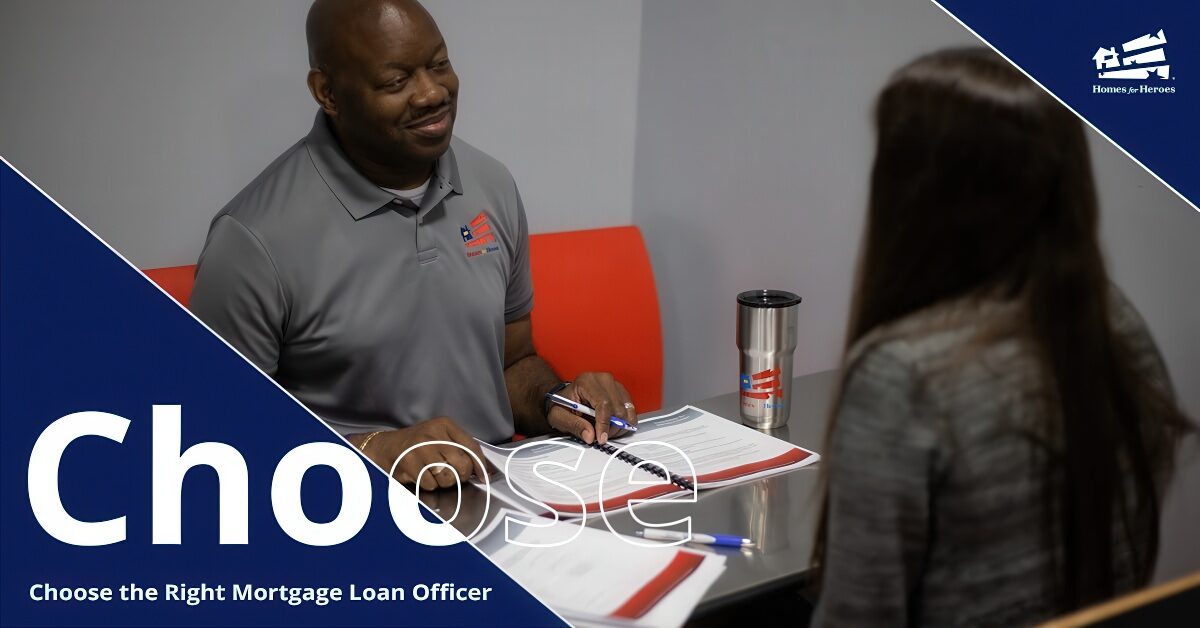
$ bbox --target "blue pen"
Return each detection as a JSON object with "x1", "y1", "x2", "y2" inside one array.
[
  {"x1": 635, "y1": 529, "x2": 755, "y2": 548},
  {"x1": 544, "y1": 392, "x2": 638, "y2": 432}
]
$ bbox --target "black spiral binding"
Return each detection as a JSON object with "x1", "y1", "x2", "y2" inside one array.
[{"x1": 568, "y1": 437, "x2": 696, "y2": 491}]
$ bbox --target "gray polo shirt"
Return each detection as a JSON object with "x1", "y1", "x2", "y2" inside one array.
[{"x1": 190, "y1": 112, "x2": 533, "y2": 442}]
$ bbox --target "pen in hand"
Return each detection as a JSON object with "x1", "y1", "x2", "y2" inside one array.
[{"x1": 544, "y1": 393, "x2": 638, "y2": 432}]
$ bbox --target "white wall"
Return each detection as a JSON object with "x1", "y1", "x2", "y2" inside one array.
[
  {"x1": 432, "y1": 1, "x2": 641, "y2": 236},
  {"x1": 1090, "y1": 132, "x2": 1200, "y2": 582},
  {"x1": 631, "y1": 0, "x2": 1199, "y2": 581},
  {"x1": 632, "y1": 0, "x2": 978, "y2": 404},
  {"x1": 0, "y1": 0, "x2": 642, "y2": 268}
]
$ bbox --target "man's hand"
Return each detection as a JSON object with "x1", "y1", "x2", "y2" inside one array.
[
  {"x1": 547, "y1": 372, "x2": 637, "y2": 445},
  {"x1": 355, "y1": 417, "x2": 493, "y2": 491}
]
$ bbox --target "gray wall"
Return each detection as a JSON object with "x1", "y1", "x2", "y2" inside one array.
[
  {"x1": 1090, "y1": 132, "x2": 1200, "y2": 582},
  {"x1": 632, "y1": 0, "x2": 978, "y2": 404},
  {"x1": 631, "y1": 0, "x2": 1199, "y2": 580},
  {"x1": 0, "y1": 0, "x2": 642, "y2": 268}
]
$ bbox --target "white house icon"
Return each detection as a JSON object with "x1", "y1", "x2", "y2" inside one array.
[
  {"x1": 1093, "y1": 47, "x2": 1120, "y2": 69},
  {"x1": 1094, "y1": 29, "x2": 1170, "y2": 80}
]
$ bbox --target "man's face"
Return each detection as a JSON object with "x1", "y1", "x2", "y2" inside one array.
[{"x1": 327, "y1": 4, "x2": 459, "y2": 169}]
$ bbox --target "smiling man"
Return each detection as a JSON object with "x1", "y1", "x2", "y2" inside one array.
[{"x1": 190, "y1": 0, "x2": 636, "y2": 490}]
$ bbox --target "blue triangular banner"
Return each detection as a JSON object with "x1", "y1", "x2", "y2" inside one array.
[
  {"x1": 0, "y1": 160, "x2": 562, "y2": 626},
  {"x1": 934, "y1": 0, "x2": 1199, "y2": 211}
]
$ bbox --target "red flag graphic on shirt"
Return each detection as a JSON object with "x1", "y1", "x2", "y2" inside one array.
[{"x1": 460, "y1": 211, "x2": 496, "y2": 248}]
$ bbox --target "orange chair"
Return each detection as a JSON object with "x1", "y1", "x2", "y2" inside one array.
[
  {"x1": 143, "y1": 225, "x2": 663, "y2": 411},
  {"x1": 143, "y1": 264, "x2": 198, "y2": 307},
  {"x1": 527, "y1": 226, "x2": 663, "y2": 411}
]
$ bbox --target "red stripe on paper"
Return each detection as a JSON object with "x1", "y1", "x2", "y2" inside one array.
[
  {"x1": 540, "y1": 448, "x2": 812, "y2": 514},
  {"x1": 542, "y1": 483, "x2": 679, "y2": 514},
  {"x1": 611, "y1": 551, "x2": 705, "y2": 619},
  {"x1": 690, "y1": 446, "x2": 809, "y2": 484}
]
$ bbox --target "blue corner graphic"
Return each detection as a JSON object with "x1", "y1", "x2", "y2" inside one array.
[
  {"x1": 935, "y1": 0, "x2": 1199, "y2": 211},
  {"x1": 0, "y1": 160, "x2": 563, "y2": 626}
]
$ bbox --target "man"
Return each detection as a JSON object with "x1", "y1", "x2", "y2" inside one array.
[{"x1": 190, "y1": 0, "x2": 637, "y2": 491}]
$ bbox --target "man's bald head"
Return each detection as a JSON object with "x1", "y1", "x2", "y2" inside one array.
[
  {"x1": 304, "y1": 0, "x2": 459, "y2": 188},
  {"x1": 306, "y1": 0, "x2": 438, "y2": 71}
]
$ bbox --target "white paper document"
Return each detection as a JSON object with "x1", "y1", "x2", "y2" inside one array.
[
  {"x1": 474, "y1": 510, "x2": 726, "y2": 627},
  {"x1": 477, "y1": 405, "x2": 819, "y2": 516}
]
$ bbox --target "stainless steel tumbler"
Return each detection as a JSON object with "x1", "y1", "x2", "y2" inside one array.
[{"x1": 736, "y1": 290, "x2": 801, "y2": 429}]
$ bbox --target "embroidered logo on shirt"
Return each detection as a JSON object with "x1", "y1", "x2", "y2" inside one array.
[
  {"x1": 461, "y1": 211, "x2": 501, "y2": 258},
  {"x1": 740, "y1": 367, "x2": 783, "y2": 399}
]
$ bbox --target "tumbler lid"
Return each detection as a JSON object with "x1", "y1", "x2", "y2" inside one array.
[{"x1": 737, "y1": 290, "x2": 801, "y2": 308}]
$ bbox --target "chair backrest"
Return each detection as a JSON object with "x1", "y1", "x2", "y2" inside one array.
[
  {"x1": 143, "y1": 264, "x2": 198, "y2": 307},
  {"x1": 143, "y1": 225, "x2": 664, "y2": 410},
  {"x1": 528, "y1": 226, "x2": 663, "y2": 411}
]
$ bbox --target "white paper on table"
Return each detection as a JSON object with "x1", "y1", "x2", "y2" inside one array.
[
  {"x1": 474, "y1": 464, "x2": 698, "y2": 519},
  {"x1": 474, "y1": 509, "x2": 725, "y2": 627},
  {"x1": 618, "y1": 405, "x2": 820, "y2": 488},
  {"x1": 478, "y1": 437, "x2": 649, "y2": 515},
  {"x1": 474, "y1": 406, "x2": 819, "y2": 517},
  {"x1": 562, "y1": 549, "x2": 727, "y2": 628}
]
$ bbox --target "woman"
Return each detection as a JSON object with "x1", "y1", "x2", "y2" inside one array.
[{"x1": 812, "y1": 48, "x2": 1188, "y2": 627}]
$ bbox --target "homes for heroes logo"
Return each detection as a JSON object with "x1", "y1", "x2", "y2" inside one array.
[
  {"x1": 460, "y1": 211, "x2": 501, "y2": 258},
  {"x1": 1092, "y1": 29, "x2": 1176, "y2": 94}
]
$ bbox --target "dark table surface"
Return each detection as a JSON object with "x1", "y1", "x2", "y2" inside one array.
[{"x1": 419, "y1": 369, "x2": 840, "y2": 613}]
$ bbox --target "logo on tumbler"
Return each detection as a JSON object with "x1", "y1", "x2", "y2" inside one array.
[{"x1": 740, "y1": 367, "x2": 783, "y2": 400}]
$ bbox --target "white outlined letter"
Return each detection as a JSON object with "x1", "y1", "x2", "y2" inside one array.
[
  {"x1": 599, "y1": 441, "x2": 697, "y2": 547},
  {"x1": 502, "y1": 438, "x2": 587, "y2": 548}
]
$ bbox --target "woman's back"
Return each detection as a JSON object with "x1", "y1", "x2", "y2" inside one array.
[
  {"x1": 812, "y1": 46, "x2": 1188, "y2": 626},
  {"x1": 813, "y1": 290, "x2": 1175, "y2": 627}
]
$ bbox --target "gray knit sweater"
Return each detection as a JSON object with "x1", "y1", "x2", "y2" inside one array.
[{"x1": 812, "y1": 291, "x2": 1176, "y2": 627}]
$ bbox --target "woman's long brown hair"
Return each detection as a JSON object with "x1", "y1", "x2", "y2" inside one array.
[{"x1": 812, "y1": 47, "x2": 1186, "y2": 612}]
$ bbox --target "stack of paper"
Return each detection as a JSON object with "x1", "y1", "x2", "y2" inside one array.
[{"x1": 473, "y1": 511, "x2": 726, "y2": 627}]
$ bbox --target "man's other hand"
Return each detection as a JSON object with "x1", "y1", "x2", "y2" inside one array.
[{"x1": 355, "y1": 417, "x2": 493, "y2": 490}]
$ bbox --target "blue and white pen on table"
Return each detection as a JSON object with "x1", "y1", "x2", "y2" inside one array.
[
  {"x1": 544, "y1": 393, "x2": 637, "y2": 431},
  {"x1": 635, "y1": 529, "x2": 754, "y2": 548}
]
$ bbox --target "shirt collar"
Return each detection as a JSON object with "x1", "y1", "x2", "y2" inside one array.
[{"x1": 304, "y1": 111, "x2": 462, "y2": 220}]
